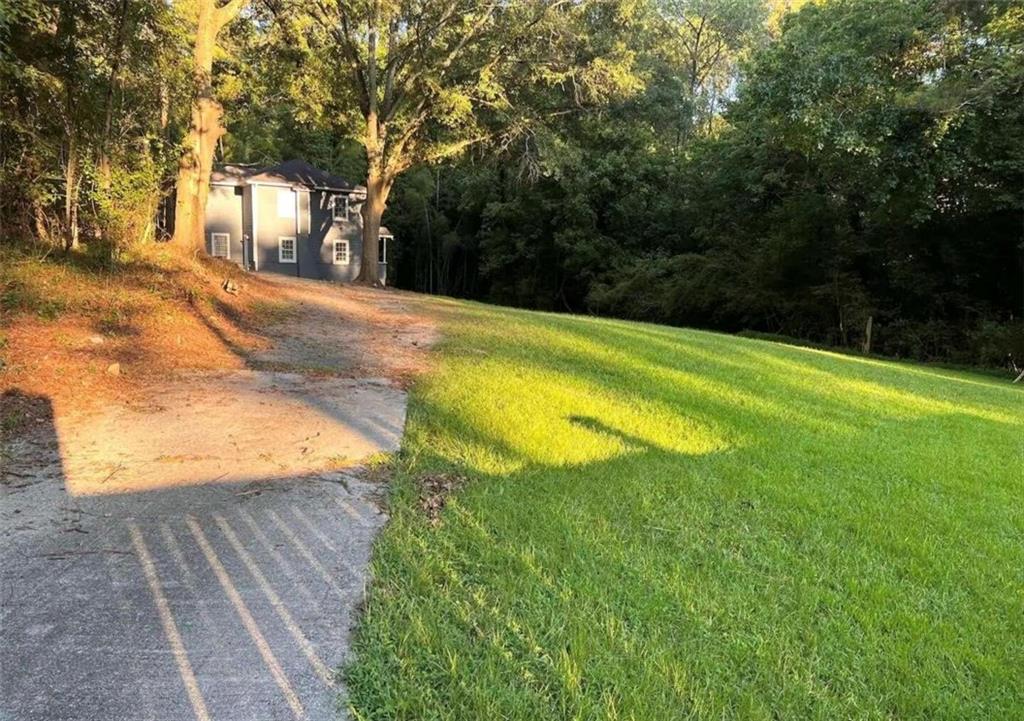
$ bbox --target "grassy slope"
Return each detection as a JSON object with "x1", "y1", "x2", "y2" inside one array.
[
  {"x1": 0, "y1": 243, "x2": 285, "y2": 422},
  {"x1": 346, "y1": 299, "x2": 1023, "y2": 721}
]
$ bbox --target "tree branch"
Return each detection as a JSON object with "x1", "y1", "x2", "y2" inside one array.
[
  {"x1": 214, "y1": 0, "x2": 248, "y2": 32},
  {"x1": 312, "y1": 0, "x2": 369, "y2": 114}
]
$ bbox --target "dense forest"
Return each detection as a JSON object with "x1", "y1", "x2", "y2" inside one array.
[{"x1": 3, "y1": 0, "x2": 1022, "y2": 365}]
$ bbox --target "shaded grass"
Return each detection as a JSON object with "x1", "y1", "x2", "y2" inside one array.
[{"x1": 346, "y1": 300, "x2": 1024, "y2": 720}]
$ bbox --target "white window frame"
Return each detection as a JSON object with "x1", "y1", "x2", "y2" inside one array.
[
  {"x1": 277, "y1": 189, "x2": 296, "y2": 219},
  {"x1": 330, "y1": 194, "x2": 348, "y2": 222},
  {"x1": 332, "y1": 239, "x2": 350, "y2": 265},
  {"x1": 210, "y1": 232, "x2": 230, "y2": 259},
  {"x1": 278, "y1": 236, "x2": 297, "y2": 263}
]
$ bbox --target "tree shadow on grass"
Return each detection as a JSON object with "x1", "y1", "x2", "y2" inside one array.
[
  {"x1": 346, "y1": 306, "x2": 1024, "y2": 720},
  {"x1": 352, "y1": 395, "x2": 1023, "y2": 721}
]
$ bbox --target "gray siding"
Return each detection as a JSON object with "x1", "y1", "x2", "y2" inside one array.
[
  {"x1": 308, "y1": 190, "x2": 363, "y2": 282},
  {"x1": 253, "y1": 184, "x2": 304, "y2": 277},
  {"x1": 205, "y1": 185, "x2": 245, "y2": 265},
  {"x1": 204, "y1": 180, "x2": 385, "y2": 284}
]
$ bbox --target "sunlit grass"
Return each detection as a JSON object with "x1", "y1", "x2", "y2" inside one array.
[{"x1": 345, "y1": 300, "x2": 1023, "y2": 721}]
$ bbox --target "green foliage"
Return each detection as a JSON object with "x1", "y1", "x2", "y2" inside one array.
[
  {"x1": 388, "y1": 0, "x2": 1024, "y2": 366},
  {"x1": 92, "y1": 154, "x2": 164, "y2": 257},
  {"x1": 346, "y1": 296, "x2": 1024, "y2": 720},
  {"x1": 0, "y1": 0, "x2": 189, "y2": 249},
  {"x1": 4, "y1": 0, "x2": 1020, "y2": 364}
]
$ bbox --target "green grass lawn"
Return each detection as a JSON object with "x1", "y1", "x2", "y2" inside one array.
[{"x1": 345, "y1": 299, "x2": 1023, "y2": 721}]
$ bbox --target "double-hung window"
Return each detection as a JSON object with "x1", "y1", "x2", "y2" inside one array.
[
  {"x1": 333, "y1": 239, "x2": 350, "y2": 265},
  {"x1": 330, "y1": 194, "x2": 348, "y2": 222},
  {"x1": 210, "y1": 232, "x2": 230, "y2": 259},
  {"x1": 278, "y1": 236, "x2": 296, "y2": 263}
]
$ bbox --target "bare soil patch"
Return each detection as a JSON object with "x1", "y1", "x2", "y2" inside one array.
[
  {"x1": 1, "y1": 244, "x2": 438, "y2": 489},
  {"x1": 247, "y1": 274, "x2": 440, "y2": 385},
  {"x1": 417, "y1": 473, "x2": 468, "y2": 525},
  {"x1": 1, "y1": 245, "x2": 282, "y2": 418}
]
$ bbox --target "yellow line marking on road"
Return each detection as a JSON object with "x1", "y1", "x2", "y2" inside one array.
[
  {"x1": 186, "y1": 516, "x2": 305, "y2": 720},
  {"x1": 236, "y1": 509, "x2": 321, "y2": 608},
  {"x1": 128, "y1": 522, "x2": 211, "y2": 721},
  {"x1": 266, "y1": 509, "x2": 349, "y2": 597},
  {"x1": 213, "y1": 514, "x2": 334, "y2": 687}
]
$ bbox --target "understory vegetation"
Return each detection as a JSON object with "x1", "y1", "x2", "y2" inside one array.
[{"x1": 345, "y1": 298, "x2": 1023, "y2": 720}]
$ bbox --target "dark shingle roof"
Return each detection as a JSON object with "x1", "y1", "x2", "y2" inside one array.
[
  {"x1": 210, "y1": 163, "x2": 261, "y2": 185},
  {"x1": 246, "y1": 159, "x2": 358, "y2": 192},
  {"x1": 211, "y1": 160, "x2": 364, "y2": 193}
]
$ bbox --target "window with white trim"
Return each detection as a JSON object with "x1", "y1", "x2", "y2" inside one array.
[
  {"x1": 277, "y1": 189, "x2": 295, "y2": 218},
  {"x1": 330, "y1": 194, "x2": 348, "y2": 221},
  {"x1": 332, "y1": 239, "x2": 350, "y2": 265},
  {"x1": 278, "y1": 236, "x2": 296, "y2": 263},
  {"x1": 210, "y1": 232, "x2": 230, "y2": 259}
]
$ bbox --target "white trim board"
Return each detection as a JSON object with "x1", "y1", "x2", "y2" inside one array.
[
  {"x1": 249, "y1": 180, "x2": 296, "y2": 189},
  {"x1": 252, "y1": 186, "x2": 260, "y2": 271}
]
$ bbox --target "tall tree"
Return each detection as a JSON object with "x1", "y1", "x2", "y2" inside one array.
[
  {"x1": 653, "y1": 0, "x2": 767, "y2": 138},
  {"x1": 304, "y1": 0, "x2": 639, "y2": 284},
  {"x1": 1, "y1": 0, "x2": 184, "y2": 252},
  {"x1": 172, "y1": 0, "x2": 247, "y2": 249}
]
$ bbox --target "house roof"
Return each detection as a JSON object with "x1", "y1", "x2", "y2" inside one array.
[
  {"x1": 247, "y1": 159, "x2": 359, "y2": 192},
  {"x1": 211, "y1": 159, "x2": 364, "y2": 193},
  {"x1": 210, "y1": 163, "x2": 261, "y2": 186}
]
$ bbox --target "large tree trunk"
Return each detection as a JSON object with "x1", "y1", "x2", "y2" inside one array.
[
  {"x1": 172, "y1": 0, "x2": 244, "y2": 250},
  {"x1": 172, "y1": 97, "x2": 224, "y2": 249},
  {"x1": 357, "y1": 166, "x2": 393, "y2": 285},
  {"x1": 356, "y1": 100, "x2": 392, "y2": 285}
]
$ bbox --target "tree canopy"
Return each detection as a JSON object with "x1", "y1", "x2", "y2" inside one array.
[
  {"x1": 379, "y1": 0, "x2": 1024, "y2": 364},
  {"x1": 2, "y1": 0, "x2": 1021, "y2": 364}
]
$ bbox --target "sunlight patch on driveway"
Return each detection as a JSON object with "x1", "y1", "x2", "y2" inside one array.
[{"x1": 56, "y1": 371, "x2": 405, "y2": 496}]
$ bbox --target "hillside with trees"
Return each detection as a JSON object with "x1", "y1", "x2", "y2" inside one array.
[
  {"x1": 2, "y1": 0, "x2": 1022, "y2": 365},
  {"x1": 379, "y1": 0, "x2": 1024, "y2": 365}
]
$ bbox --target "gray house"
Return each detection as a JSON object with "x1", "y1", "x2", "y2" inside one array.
[{"x1": 204, "y1": 159, "x2": 391, "y2": 284}]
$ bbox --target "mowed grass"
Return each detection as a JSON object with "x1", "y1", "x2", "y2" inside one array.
[{"x1": 345, "y1": 299, "x2": 1023, "y2": 721}]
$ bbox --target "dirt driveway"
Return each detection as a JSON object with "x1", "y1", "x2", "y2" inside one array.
[{"x1": 0, "y1": 276, "x2": 436, "y2": 721}]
